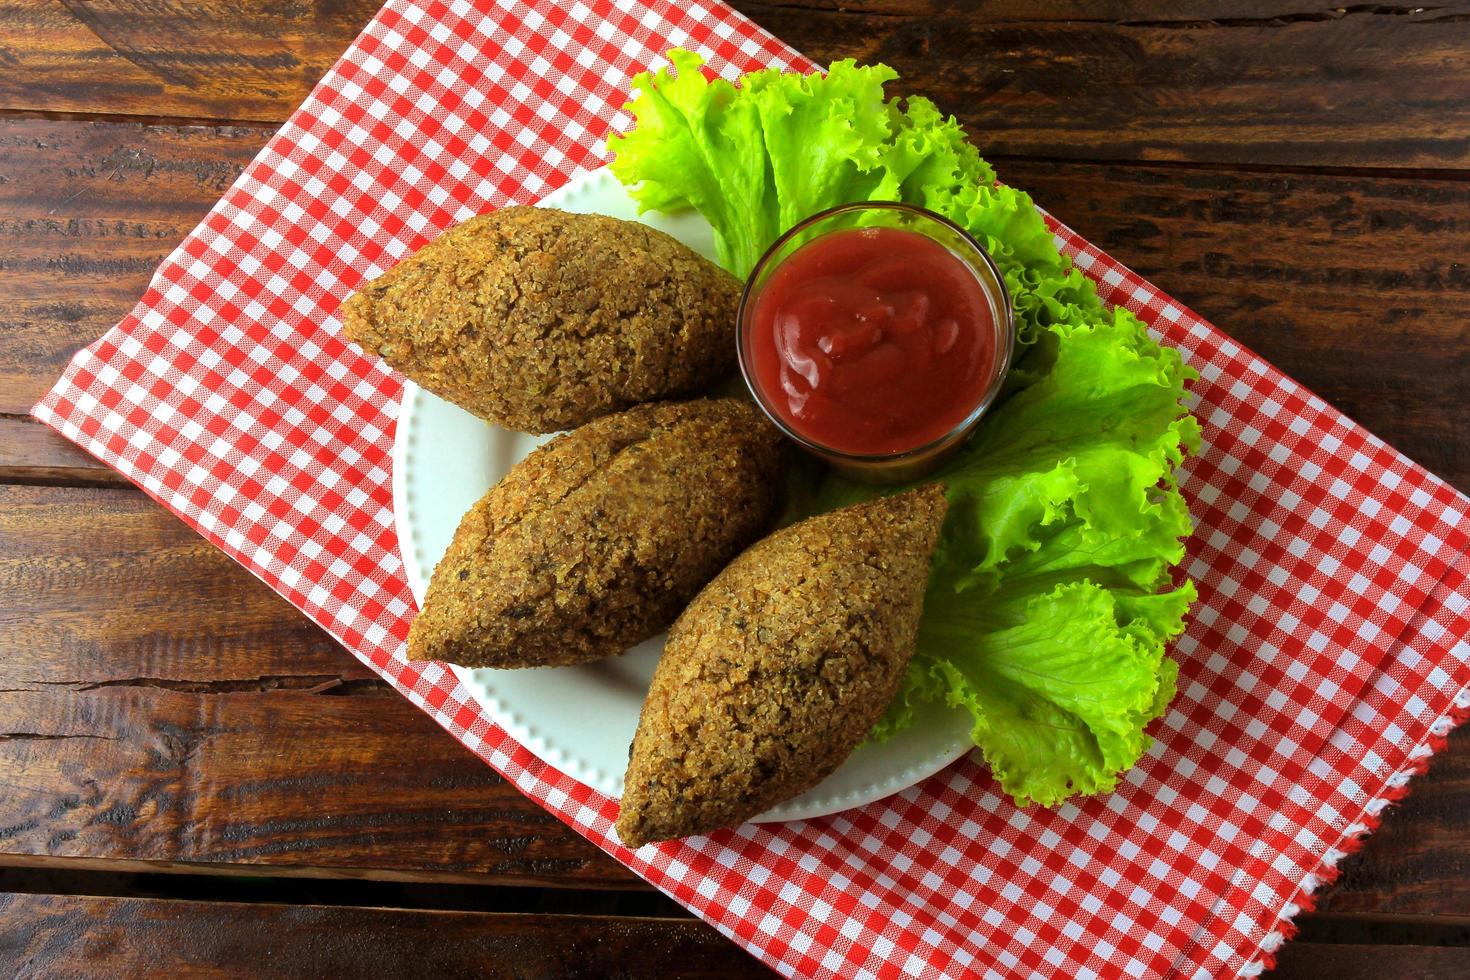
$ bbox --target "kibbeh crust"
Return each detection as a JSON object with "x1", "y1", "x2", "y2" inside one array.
[
  {"x1": 616, "y1": 484, "x2": 949, "y2": 847},
  {"x1": 339, "y1": 207, "x2": 742, "y2": 432},
  {"x1": 407, "y1": 398, "x2": 785, "y2": 669}
]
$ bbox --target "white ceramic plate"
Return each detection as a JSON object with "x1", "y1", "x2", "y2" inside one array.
[{"x1": 391, "y1": 166, "x2": 973, "y2": 826}]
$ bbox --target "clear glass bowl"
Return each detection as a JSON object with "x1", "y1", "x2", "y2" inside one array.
[{"x1": 736, "y1": 201, "x2": 1015, "y2": 484}]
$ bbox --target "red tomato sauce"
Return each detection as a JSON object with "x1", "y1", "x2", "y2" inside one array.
[{"x1": 745, "y1": 226, "x2": 999, "y2": 456}]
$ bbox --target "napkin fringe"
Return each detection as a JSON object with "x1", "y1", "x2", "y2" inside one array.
[{"x1": 1239, "y1": 682, "x2": 1470, "y2": 977}]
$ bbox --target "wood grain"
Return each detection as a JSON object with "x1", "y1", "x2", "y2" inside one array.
[
  {"x1": 0, "y1": 116, "x2": 268, "y2": 414},
  {"x1": 0, "y1": 893, "x2": 770, "y2": 978},
  {"x1": 3, "y1": 1, "x2": 1470, "y2": 962},
  {"x1": 1315, "y1": 734, "x2": 1470, "y2": 916},
  {"x1": 0, "y1": 0, "x2": 380, "y2": 123},
  {"x1": 5, "y1": 478, "x2": 1470, "y2": 910},
  {"x1": 749, "y1": 0, "x2": 1470, "y2": 169},
  {"x1": 1270, "y1": 942, "x2": 1470, "y2": 980},
  {"x1": 0, "y1": 484, "x2": 636, "y2": 887},
  {"x1": 0, "y1": 416, "x2": 122, "y2": 485},
  {"x1": 2, "y1": 893, "x2": 1470, "y2": 979},
  {"x1": 6, "y1": 117, "x2": 1470, "y2": 493},
  {"x1": 997, "y1": 158, "x2": 1470, "y2": 491},
  {"x1": 5, "y1": 1, "x2": 1470, "y2": 169}
]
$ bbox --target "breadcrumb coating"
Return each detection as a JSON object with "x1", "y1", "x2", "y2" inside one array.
[
  {"x1": 407, "y1": 398, "x2": 786, "y2": 669},
  {"x1": 616, "y1": 484, "x2": 949, "y2": 847},
  {"x1": 340, "y1": 206, "x2": 742, "y2": 433}
]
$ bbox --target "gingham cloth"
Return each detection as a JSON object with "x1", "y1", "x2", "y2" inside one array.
[{"x1": 32, "y1": 1, "x2": 1470, "y2": 976}]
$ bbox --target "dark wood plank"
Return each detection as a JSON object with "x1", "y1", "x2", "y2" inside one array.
[
  {"x1": 5, "y1": 480, "x2": 1470, "y2": 909},
  {"x1": 747, "y1": 0, "x2": 1470, "y2": 169},
  {"x1": 5, "y1": 1, "x2": 1470, "y2": 169},
  {"x1": 1313, "y1": 723, "x2": 1470, "y2": 916},
  {"x1": 1271, "y1": 942, "x2": 1470, "y2": 980},
  {"x1": 2, "y1": 894, "x2": 1470, "y2": 980},
  {"x1": 996, "y1": 158, "x2": 1470, "y2": 492},
  {"x1": 7, "y1": 116, "x2": 1470, "y2": 493},
  {"x1": 0, "y1": 893, "x2": 769, "y2": 978},
  {"x1": 0, "y1": 0, "x2": 380, "y2": 123},
  {"x1": 0, "y1": 484, "x2": 637, "y2": 887},
  {"x1": 1294, "y1": 910, "x2": 1470, "y2": 946},
  {"x1": 0, "y1": 415, "x2": 117, "y2": 483},
  {"x1": 0, "y1": 116, "x2": 269, "y2": 415}
]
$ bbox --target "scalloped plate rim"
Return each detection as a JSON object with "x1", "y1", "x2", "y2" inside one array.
[{"x1": 390, "y1": 165, "x2": 974, "y2": 827}]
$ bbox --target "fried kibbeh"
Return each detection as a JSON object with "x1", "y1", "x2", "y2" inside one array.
[
  {"x1": 407, "y1": 399, "x2": 785, "y2": 669},
  {"x1": 340, "y1": 207, "x2": 742, "y2": 432},
  {"x1": 616, "y1": 484, "x2": 949, "y2": 847}
]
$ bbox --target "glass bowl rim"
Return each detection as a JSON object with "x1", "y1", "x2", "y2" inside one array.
[{"x1": 735, "y1": 200, "x2": 1017, "y2": 464}]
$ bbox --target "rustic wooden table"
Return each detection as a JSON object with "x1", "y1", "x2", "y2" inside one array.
[{"x1": 3, "y1": 1, "x2": 1470, "y2": 976}]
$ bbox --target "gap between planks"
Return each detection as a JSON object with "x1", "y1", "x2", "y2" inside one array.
[
  {"x1": 0, "y1": 865, "x2": 674, "y2": 915},
  {"x1": 0, "y1": 854, "x2": 650, "y2": 892},
  {"x1": 6, "y1": 106, "x2": 1470, "y2": 184},
  {"x1": 2, "y1": 863, "x2": 1470, "y2": 949}
]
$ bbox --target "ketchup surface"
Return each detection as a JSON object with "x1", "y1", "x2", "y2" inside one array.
[{"x1": 746, "y1": 226, "x2": 998, "y2": 456}]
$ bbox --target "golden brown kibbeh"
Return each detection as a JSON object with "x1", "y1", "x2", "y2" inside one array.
[
  {"x1": 616, "y1": 484, "x2": 949, "y2": 848},
  {"x1": 339, "y1": 207, "x2": 742, "y2": 432},
  {"x1": 407, "y1": 399, "x2": 786, "y2": 669}
]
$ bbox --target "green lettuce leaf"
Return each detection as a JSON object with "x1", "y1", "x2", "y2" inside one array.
[
  {"x1": 607, "y1": 52, "x2": 1199, "y2": 808},
  {"x1": 826, "y1": 307, "x2": 1199, "y2": 806},
  {"x1": 606, "y1": 49, "x2": 779, "y2": 278},
  {"x1": 899, "y1": 579, "x2": 1192, "y2": 806}
]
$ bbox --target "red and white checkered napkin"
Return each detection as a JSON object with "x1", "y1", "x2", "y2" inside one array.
[{"x1": 32, "y1": 0, "x2": 1470, "y2": 976}]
